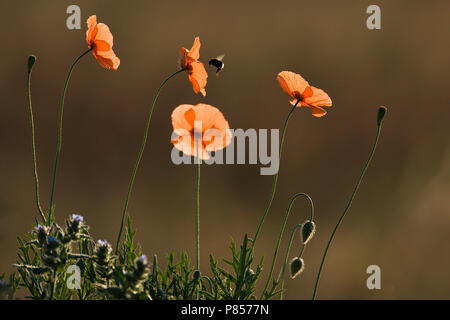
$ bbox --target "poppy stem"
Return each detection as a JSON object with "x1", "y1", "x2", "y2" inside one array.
[
  {"x1": 312, "y1": 119, "x2": 383, "y2": 300},
  {"x1": 260, "y1": 193, "x2": 313, "y2": 299},
  {"x1": 279, "y1": 232, "x2": 305, "y2": 300},
  {"x1": 252, "y1": 101, "x2": 299, "y2": 249},
  {"x1": 115, "y1": 68, "x2": 185, "y2": 254},
  {"x1": 194, "y1": 128, "x2": 201, "y2": 300},
  {"x1": 26, "y1": 55, "x2": 46, "y2": 223},
  {"x1": 47, "y1": 48, "x2": 91, "y2": 225},
  {"x1": 195, "y1": 161, "x2": 201, "y2": 272}
]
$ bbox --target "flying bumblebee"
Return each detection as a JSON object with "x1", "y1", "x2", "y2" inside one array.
[{"x1": 208, "y1": 54, "x2": 225, "y2": 76}]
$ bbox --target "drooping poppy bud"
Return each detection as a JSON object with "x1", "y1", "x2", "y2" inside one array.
[
  {"x1": 377, "y1": 106, "x2": 387, "y2": 125},
  {"x1": 302, "y1": 221, "x2": 316, "y2": 245},
  {"x1": 289, "y1": 257, "x2": 305, "y2": 279},
  {"x1": 27, "y1": 55, "x2": 36, "y2": 74}
]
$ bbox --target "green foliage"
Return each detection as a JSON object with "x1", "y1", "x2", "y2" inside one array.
[
  {"x1": 208, "y1": 235, "x2": 262, "y2": 300},
  {"x1": 5, "y1": 215, "x2": 294, "y2": 300}
]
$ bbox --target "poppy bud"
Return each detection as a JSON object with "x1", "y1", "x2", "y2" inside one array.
[
  {"x1": 377, "y1": 106, "x2": 387, "y2": 125},
  {"x1": 27, "y1": 55, "x2": 36, "y2": 74},
  {"x1": 302, "y1": 221, "x2": 316, "y2": 245},
  {"x1": 289, "y1": 257, "x2": 305, "y2": 279},
  {"x1": 193, "y1": 270, "x2": 201, "y2": 280}
]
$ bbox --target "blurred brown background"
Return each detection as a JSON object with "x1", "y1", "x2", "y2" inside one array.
[{"x1": 1, "y1": 0, "x2": 449, "y2": 299}]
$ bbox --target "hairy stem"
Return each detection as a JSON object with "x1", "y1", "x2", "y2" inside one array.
[
  {"x1": 261, "y1": 193, "x2": 314, "y2": 298},
  {"x1": 252, "y1": 101, "x2": 299, "y2": 248},
  {"x1": 48, "y1": 49, "x2": 91, "y2": 225},
  {"x1": 26, "y1": 56, "x2": 46, "y2": 222},
  {"x1": 312, "y1": 122, "x2": 383, "y2": 300},
  {"x1": 195, "y1": 161, "x2": 201, "y2": 271},
  {"x1": 195, "y1": 161, "x2": 201, "y2": 300},
  {"x1": 277, "y1": 224, "x2": 302, "y2": 299},
  {"x1": 115, "y1": 68, "x2": 185, "y2": 253}
]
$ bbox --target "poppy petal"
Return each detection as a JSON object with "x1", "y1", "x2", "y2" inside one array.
[
  {"x1": 173, "y1": 135, "x2": 210, "y2": 160},
  {"x1": 188, "y1": 61, "x2": 208, "y2": 96},
  {"x1": 86, "y1": 15, "x2": 98, "y2": 45},
  {"x1": 188, "y1": 37, "x2": 201, "y2": 60},
  {"x1": 95, "y1": 50, "x2": 120, "y2": 70},
  {"x1": 172, "y1": 104, "x2": 195, "y2": 131},
  {"x1": 179, "y1": 47, "x2": 189, "y2": 68},
  {"x1": 184, "y1": 108, "x2": 196, "y2": 129},
  {"x1": 302, "y1": 86, "x2": 314, "y2": 99},
  {"x1": 277, "y1": 71, "x2": 310, "y2": 100},
  {"x1": 94, "y1": 40, "x2": 111, "y2": 52},
  {"x1": 204, "y1": 127, "x2": 232, "y2": 152},
  {"x1": 310, "y1": 106, "x2": 327, "y2": 117},
  {"x1": 171, "y1": 104, "x2": 231, "y2": 158},
  {"x1": 277, "y1": 72, "x2": 295, "y2": 99},
  {"x1": 193, "y1": 104, "x2": 223, "y2": 132},
  {"x1": 86, "y1": 15, "x2": 119, "y2": 70},
  {"x1": 95, "y1": 23, "x2": 114, "y2": 47},
  {"x1": 304, "y1": 86, "x2": 332, "y2": 107}
]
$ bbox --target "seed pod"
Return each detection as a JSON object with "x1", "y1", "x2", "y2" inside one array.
[{"x1": 302, "y1": 221, "x2": 316, "y2": 245}]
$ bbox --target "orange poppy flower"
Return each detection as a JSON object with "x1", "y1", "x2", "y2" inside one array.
[
  {"x1": 277, "y1": 71, "x2": 332, "y2": 117},
  {"x1": 179, "y1": 37, "x2": 208, "y2": 96},
  {"x1": 86, "y1": 15, "x2": 120, "y2": 70},
  {"x1": 171, "y1": 104, "x2": 231, "y2": 160}
]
